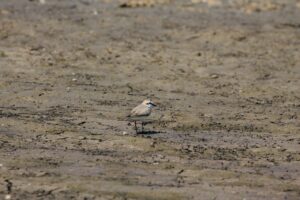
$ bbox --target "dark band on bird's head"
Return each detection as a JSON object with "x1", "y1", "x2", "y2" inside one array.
[{"x1": 147, "y1": 102, "x2": 156, "y2": 107}]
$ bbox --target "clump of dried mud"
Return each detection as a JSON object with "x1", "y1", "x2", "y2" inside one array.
[{"x1": 0, "y1": 0, "x2": 300, "y2": 199}]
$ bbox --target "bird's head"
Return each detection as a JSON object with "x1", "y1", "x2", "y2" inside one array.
[{"x1": 142, "y1": 99, "x2": 157, "y2": 108}]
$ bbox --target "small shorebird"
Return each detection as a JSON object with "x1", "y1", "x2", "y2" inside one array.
[{"x1": 127, "y1": 99, "x2": 156, "y2": 133}]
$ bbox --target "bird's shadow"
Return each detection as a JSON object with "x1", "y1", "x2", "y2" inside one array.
[{"x1": 136, "y1": 130, "x2": 160, "y2": 135}]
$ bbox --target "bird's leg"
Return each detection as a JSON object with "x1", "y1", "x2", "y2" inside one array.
[{"x1": 134, "y1": 121, "x2": 138, "y2": 133}]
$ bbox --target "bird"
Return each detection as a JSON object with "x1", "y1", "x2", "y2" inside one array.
[{"x1": 127, "y1": 99, "x2": 157, "y2": 133}]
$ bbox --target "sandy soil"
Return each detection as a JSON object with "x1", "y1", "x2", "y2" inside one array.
[{"x1": 0, "y1": 0, "x2": 300, "y2": 199}]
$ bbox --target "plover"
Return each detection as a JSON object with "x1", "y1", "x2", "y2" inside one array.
[{"x1": 127, "y1": 99, "x2": 156, "y2": 133}]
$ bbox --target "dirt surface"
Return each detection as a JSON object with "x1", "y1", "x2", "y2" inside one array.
[{"x1": 0, "y1": 0, "x2": 300, "y2": 199}]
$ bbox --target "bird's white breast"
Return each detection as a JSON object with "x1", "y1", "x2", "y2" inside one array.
[{"x1": 146, "y1": 104, "x2": 153, "y2": 109}]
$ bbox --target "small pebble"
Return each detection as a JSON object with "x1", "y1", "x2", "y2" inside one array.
[
  {"x1": 93, "y1": 10, "x2": 98, "y2": 15},
  {"x1": 35, "y1": 171, "x2": 48, "y2": 177},
  {"x1": 72, "y1": 78, "x2": 77, "y2": 82},
  {"x1": 79, "y1": 136, "x2": 87, "y2": 140},
  {"x1": 66, "y1": 87, "x2": 71, "y2": 92},
  {"x1": 210, "y1": 74, "x2": 219, "y2": 79},
  {"x1": 150, "y1": 141, "x2": 156, "y2": 147},
  {"x1": 208, "y1": 90, "x2": 215, "y2": 95},
  {"x1": 122, "y1": 131, "x2": 128, "y2": 135},
  {"x1": 5, "y1": 194, "x2": 11, "y2": 200}
]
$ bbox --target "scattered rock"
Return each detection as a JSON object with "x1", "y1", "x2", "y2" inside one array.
[
  {"x1": 93, "y1": 10, "x2": 98, "y2": 15},
  {"x1": 35, "y1": 171, "x2": 49, "y2": 177},
  {"x1": 5, "y1": 179, "x2": 12, "y2": 193},
  {"x1": 208, "y1": 90, "x2": 215, "y2": 95},
  {"x1": 150, "y1": 141, "x2": 157, "y2": 147},
  {"x1": 79, "y1": 136, "x2": 87, "y2": 140},
  {"x1": 210, "y1": 74, "x2": 219, "y2": 79}
]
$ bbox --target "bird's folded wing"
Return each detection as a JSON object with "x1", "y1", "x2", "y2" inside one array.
[{"x1": 130, "y1": 104, "x2": 150, "y2": 116}]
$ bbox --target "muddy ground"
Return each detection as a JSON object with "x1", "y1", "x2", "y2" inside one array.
[{"x1": 0, "y1": 0, "x2": 300, "y2": 199}]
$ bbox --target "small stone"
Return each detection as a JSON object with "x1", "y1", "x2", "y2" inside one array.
[
  {"x1": 208, "y1": 90, "x2": 215, "y2": 95},
  {"x1": 122, "y1": 131, "x2": 128, "y2": 135},
  {"x1": 25, "y1": 139, "x2": 33, "y2": 142},
  {"x1": 150, "y1": 141, "x2": 157, "y2": 147},
  {"x1": 72, "y1": 78, "x2": 77, "y2": 82},
  {"x1": 0, "y1": 163, "x2": 3, "y2": 167},
  {"x1": 210, "y1": 74, "x2": 219, "y2": 79},
  {"x1": 157, "y1": 154, "x2": 165, "y2": 159},
  {"x1": 66, "y1": 87, "x2": 71, "y2": 92},
  {"x1": 93, "y1": 10, "x2": 98, "y2": 15},
  {"x1": 204, "y1": 113, "x2": 212, "y2": 118},
  {"x1": 79, "y1": 136, "x2": 87, "y2": 140},
  {"x1": 5, "y1": 194, "x2": 11, "y2": 200},
  {"x1": 36, "y1": 171, "x2": 48, "y2": 177},
  {"x1": 0, "y1": 9, "x2": 10, "y2": 15}
]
